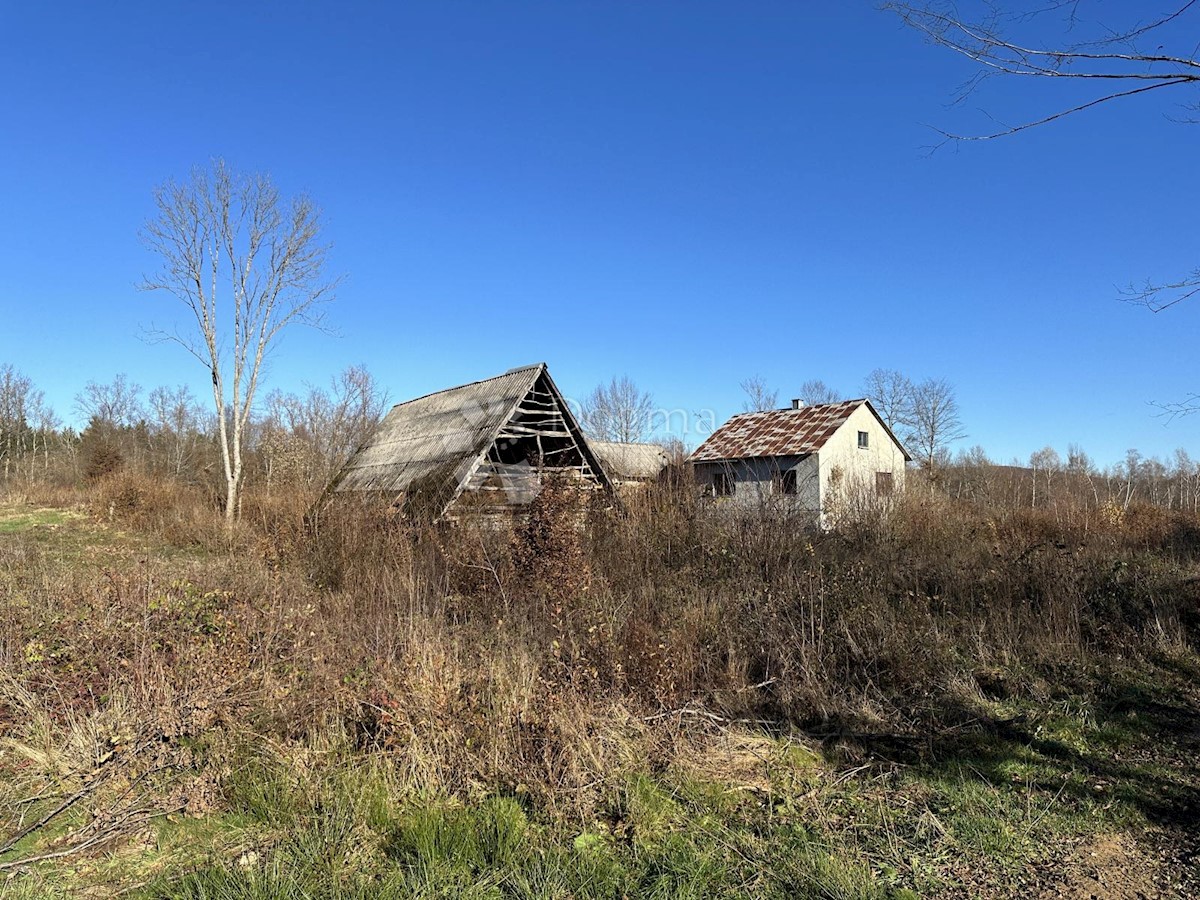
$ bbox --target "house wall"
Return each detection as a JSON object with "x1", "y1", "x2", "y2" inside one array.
[
  {"x1": 691, "y1": 455, "x2": 821, "y2": 523},
  {"x1": 816, "y1": 405, "x2": 908, "y2": 520}
]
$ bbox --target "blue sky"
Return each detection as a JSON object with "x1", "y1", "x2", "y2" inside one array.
[{"x1": 1, "y1": 1, "x2": 1198, "y2": 466}]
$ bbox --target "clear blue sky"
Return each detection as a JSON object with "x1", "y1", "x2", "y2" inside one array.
[{"x1": 1, "y1": 1, "x2": 1197, "y2": 466}]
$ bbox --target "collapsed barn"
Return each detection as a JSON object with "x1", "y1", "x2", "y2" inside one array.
[{"x1": 328, "y1": 363, "x2": 613, "y2": 519}]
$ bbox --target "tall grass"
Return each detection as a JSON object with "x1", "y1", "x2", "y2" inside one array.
[{"x1": 0, "y1": 470, "x2": 1197, "y2": 892}]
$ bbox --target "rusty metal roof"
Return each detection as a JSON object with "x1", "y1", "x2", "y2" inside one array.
[
  {"x1": 689, "y1": 399, "x2": 875, "y2": 462},
  {"x1": 332, "y1": 365, "x2": 544, "y2": 494}
]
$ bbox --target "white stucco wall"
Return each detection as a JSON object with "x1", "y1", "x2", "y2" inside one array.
[{"x1": 816, "y1": 405, "x2": 908, "y2": 520}]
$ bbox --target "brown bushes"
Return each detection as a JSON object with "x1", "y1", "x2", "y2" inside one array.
[
  {"x1": 3, "y1": 470, "x2": 1199, "y2": 818},
  {"x1": 90, "y1": 471, "x2": 227, "y2": 548}
]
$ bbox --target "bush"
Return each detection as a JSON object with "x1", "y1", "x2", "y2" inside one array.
[
  {"x1": 91, "y1": 471, "x2": 226, "y2": 548},
  {"x1": 7, "y1": 468, "x2": 1200, "y2": 818}
]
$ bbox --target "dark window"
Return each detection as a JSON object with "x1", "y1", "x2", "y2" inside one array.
[
  {"x1": 713, "y1": 471, "x2": 734, "y2": 497},
  {"x1": 857, "y1": 431, "x2": 869, "y2": 449},
  {"x1": 875, "y1": 471, "x2": 894, "y2": 495},
  {"x1": 775, "y1": 469, "x2": 798, "y2": 495}
]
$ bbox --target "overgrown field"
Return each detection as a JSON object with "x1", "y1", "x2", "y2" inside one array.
[{"x1": 0, "y1": 475, "x2": 1198, "y2": 897}]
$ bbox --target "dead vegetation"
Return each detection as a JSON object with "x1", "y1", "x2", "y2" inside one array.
[{"x1": 0, "y1": 470, "x2": 1198, "y2": 895}]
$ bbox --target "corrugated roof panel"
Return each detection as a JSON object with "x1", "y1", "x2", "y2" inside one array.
[
  {"x1": 334, "y1": 365, "x2": 542, "y2": 494},
  {"x1": 590, "y1": 441, "x2": 669, "y2": 480}
]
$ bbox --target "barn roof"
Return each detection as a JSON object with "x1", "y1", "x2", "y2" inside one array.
[
  {"x1": 591, "y1": 441, "x2": 669, "y2": 481},
  {"x1": 689, "y1": 399, "x2": 911, "y2": 462},
  {"x1": 329, "y1": 363, "x2": 614, "y2": 518},
  {"x1": 333, "y1": 364, "x2": 543, "y2": 495}
]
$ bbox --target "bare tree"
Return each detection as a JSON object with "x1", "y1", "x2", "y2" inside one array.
[
  {"x1": 1118, "y1": 448, "x2": 1143, "y2": 509},
  {"x1": 887, "y1": 2, "x2": 1200, "y2": 315},
  {"x1": 28, "y1": 394, "x2": 59, "y2": 478},
  {"x1": 0, "y1": 366, "x2": 38, "y2": 479},
  {"x1": 906, "y1": 378, "x2": 967, "y2": 470},
  {"x1": 0, "y1": 367, "x2": 64, "y2": 481},
  {"x1": 580, "y1": 376, "x2": 654, "y2": 443},
  {"x1": 861, "y1": 368, "x2": 914, "y2": 431},
  {"x1": 1066, "y1": 443, "x2": 1094, "y2": 476},
  {"x1": 797, "y1": 379, "x2": 842, "y2": 406},
  {"x1": 75, "y1": 374, "x2": 144, "y2": 429},
  {"x1": 1029, "y1": 445, "x2": 1062, "y2": 508},
  {"x1": 140, "y1": 159, "x2": 337, "y2": 525},
  {"x1": 259, "y1": 365, "x2": 387, "y2": 488},
  {"x1": 147, "y1": 384, "x2": 206, "y2": 478},
  {"x1": 959, "y1": 444, "x2": 991, "y2": 467},
  {"x1": 1173, "y1": 448, "x2": 1199, "y2": 512},
  {"x1": 327, "y1": 365, "x2": 388, "y2": 467},
  {"x1": 739, "y1": 375, "x2": 779, "y2": 412}
]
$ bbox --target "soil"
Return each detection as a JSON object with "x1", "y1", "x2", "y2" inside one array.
[{"x1": 1037, "y1": 833, "x2": 1170, "y2": 900}]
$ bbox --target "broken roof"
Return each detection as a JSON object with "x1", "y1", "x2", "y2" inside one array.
[
  {"x1": 689, "y1": 399, "x2": 911, "y2": 462},
  {"x1": 329, "y1": 363, "x2": 614, "y2": 518},
  {"x1": 333, "y1": 364, "x2": 544, "y2": 495}
]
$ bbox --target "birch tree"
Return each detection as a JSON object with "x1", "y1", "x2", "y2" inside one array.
[
  {"x1": 140, "y1": 159, "x2": 336, "y2": 525},
  {"x1": 0, "y1": 366, "x2": 36, "y2": 480}
]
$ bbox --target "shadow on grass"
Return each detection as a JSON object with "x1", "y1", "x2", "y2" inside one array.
[{"x1": 819, "y1": 652, "x2": 1200, "y2": 881}]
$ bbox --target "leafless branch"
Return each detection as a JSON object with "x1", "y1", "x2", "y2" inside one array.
[
  {"x1": 1121, "y1": 272, "x2": 1200, "y2": 312},
  {"x1": 1153, "y1": 394, "x2": 1200, "y2": 420},
  {"x1": 885, "y1": 1, "x2": 1200, "y2": 142}
]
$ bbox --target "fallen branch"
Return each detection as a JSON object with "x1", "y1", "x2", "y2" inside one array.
[
  {"x1": 641, "y1": 706, "x2": 780, "y2": 728},
  {"x1": 12, "y1": 791, "x2": 67, "y2": 807},
  {"x1": 0, "y1": 775, "x2": 104, "y2": 857},
  {"x1": 0, "y1": 805, "x2": 184, "y2": 873},
  {"x1": 0, "y1": 831, "x2": 112, "y2": 871}
]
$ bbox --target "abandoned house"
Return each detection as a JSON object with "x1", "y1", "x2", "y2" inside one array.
[
  {"x1": 589, "y1": 441, "x2": 670, "y2": 487},
  {"x1": 688, "y1": 398, "x2": 910, "y2": 524},
  {"x1": 328, "y1": 363, "x2": 613, "y2": 519}
]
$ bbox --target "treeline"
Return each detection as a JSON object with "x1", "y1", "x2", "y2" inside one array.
[
  {"x1": 5, "y1": 360, "x2": 1200, "y2": 519},
  {"x1": 940, "y1": 443, "x2": 1200, "y2": 519},
  {"x1": 0, "y1": 363, "x2": 387, "y2": 495}
]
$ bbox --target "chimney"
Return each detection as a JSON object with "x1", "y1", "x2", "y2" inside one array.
[{"x1": 791, "y1": 398, "x2": 804, "y2": 410}]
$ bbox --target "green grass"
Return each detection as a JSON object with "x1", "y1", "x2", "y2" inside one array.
[
  {"x1": 129, "y1": 751, "x2": 895, "y2": 900},
  {"x1": 2, "y1": 669, "x2": 1190, "y2": 899},
  {"x1": 0, "y1": 507, "x2": 76, "y2": 533}
]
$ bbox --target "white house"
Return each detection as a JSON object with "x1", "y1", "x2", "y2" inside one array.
[{"x1": 688, "y1": 398, "x2": 910, "y2": 526}]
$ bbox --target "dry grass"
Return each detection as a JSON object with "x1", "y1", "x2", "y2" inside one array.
[{"x1": 0, "y1": 473, "x2": 1198, "y2": 895}]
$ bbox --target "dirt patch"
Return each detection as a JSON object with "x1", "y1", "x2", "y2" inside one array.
[{"x1": 1037, "y1": 832, "x2": 1191, "y2": 900}]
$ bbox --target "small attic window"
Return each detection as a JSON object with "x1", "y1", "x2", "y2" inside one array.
[{"x1": 857, "y1": 431, "x2": 869, "y2": 449}]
